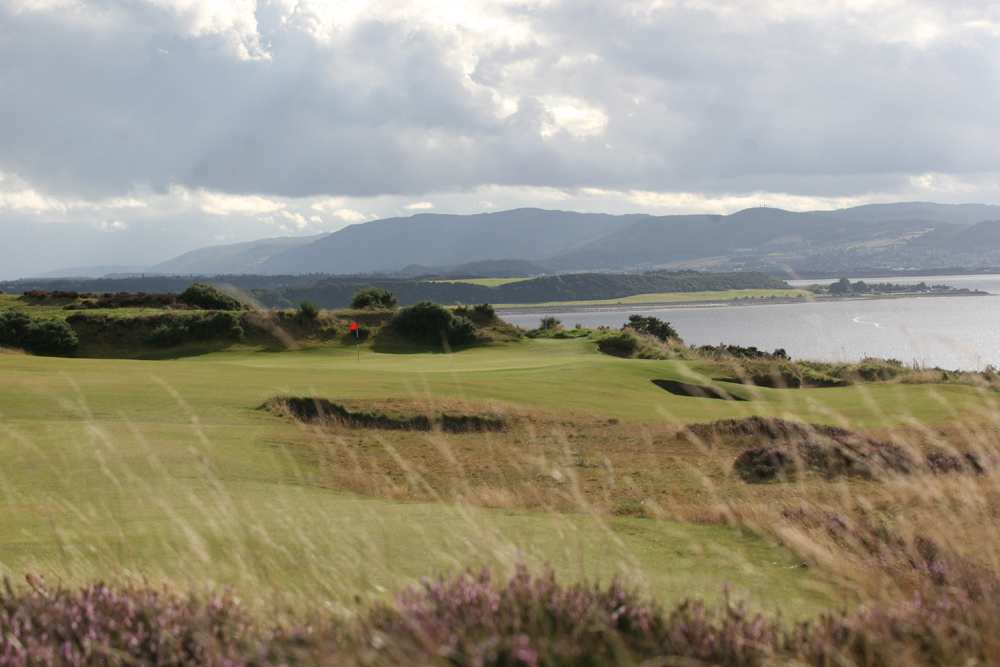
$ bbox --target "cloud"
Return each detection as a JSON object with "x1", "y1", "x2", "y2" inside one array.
[
  {"x1": 96, "y1": 220, "x2": 127, "y2": 232},
  {"x1": 5, "y1": 0, "x2": 1000, "y2": 277},
  {"x1": 405, "y1": 201, "x2": 435, "y2": 211},
  {"x1": 196, "y1": 191, "x2": 286, "y2": 216},
  {"x1": 4, "y1": 0, "x2": 999, "y2": 206},
  {"x1": 331, "y1": 208, "x2": 369, "y2": 222}
]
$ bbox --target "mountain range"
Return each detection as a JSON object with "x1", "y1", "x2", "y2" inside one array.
[{"x1": 40, "y1": 202, "x2": 1000, "y2": 278}]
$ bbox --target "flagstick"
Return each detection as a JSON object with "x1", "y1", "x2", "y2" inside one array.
[{"x1": 356, "y1": 326, "x2": 360, "y2": 365}]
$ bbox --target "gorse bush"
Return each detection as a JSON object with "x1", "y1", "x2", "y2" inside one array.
[
  {"x1": 179, "y1": 283, "x2": 244, "y2": 311},
  {"x1": 473, "y1": 302, "x2": 496, "y2": 319},
  {"x1": 625, "y1": 314, "x2": 681, "y2": 342},
  {"x1": 0, "y1": 310, "x2": 32, "y2": 347},
  {"x1": 455, "y1": 302, "x2": 498, "y2": 324},
  {"x1": 0, "y1": 310, "x2": 78, "y2": 356},
  {"x1": 539, "y1": 315, "x2": 562, "y2": 330},
  {"x1": 187, "y1": 311, "x2": 244, "y2": 341},
  {"x1": 297, "y1": 300, "x2": 320, "y2": 320},
  {"x1": 25, "y1": 320, "x2": 79, "y2": 356},
  {"x1": 147, "y1": 321, "x2": 188, "y2": 347},
  {"x1": 392, "y1": 301, "x2": 477, "y2": 346},
  {"x1": 147, "y1": 312, "x2": 244, "y2": 347},
  {"x1": 350, "y1": 286, "x2": 398, "y2": 310},
  {"x1": 696, "y1": 343, "x2": 788, "y2": 360}
]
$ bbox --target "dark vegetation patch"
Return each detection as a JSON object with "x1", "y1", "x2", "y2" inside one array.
[
  {"x1": 391, "y1": 300, "x2": 477, "y2": 347},
  {"x1": 349, "y1": 286, "x2": 398, "y2": 310},
  {"x1": 67, "y1": 311, "x2": 244, "y2": 349},
  {"x1": 0, "y1": 310, "x2": 78, "y2": 356},
  {"x1": 681, "y1": 416, "x2": 857, "y2": 442},
  {"x1": 696, "y1": 343, "x2": 788, "y2": 361},
  {"x1": 248, "y1": 270, "x2": 788, "y2": 309},
  {"x1": 3, "y1": 566, "x2": 997, "y2": 667},
  {"x1": 625, "y1": 314, "x2": 681, "y2": 342},
  {"x1": 266, "y1": 396, "x2": 507, "y2": 433},
  {"x1": 680, "y1": 417, "x2": 989, "y2": 482},
  {"x1": 19, "y1": 283, "x2": 245, "y2": 311},
  {"x1": 651, "y1": 379, "x2": 747, "y2": 401}
]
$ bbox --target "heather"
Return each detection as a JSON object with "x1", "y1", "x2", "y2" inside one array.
[{"x1": 4, "y1": 566, "x2": 999, "y2": 667}]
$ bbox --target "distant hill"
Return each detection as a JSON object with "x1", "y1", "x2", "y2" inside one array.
[
  {"x1": 250, "y1": 271, "x2": 789, "y2": 309},
  {"x1": 34, "y1": 265, "x2": 152, "y2": 279},
  {"x1": 258, "y1": 209, "x2": 644, "y2": 275},
  {"x1": 906, "y1": 220, "x2": 1000, "y2": 251},
  {"x1": 35, "y1": 202, "x2": 1000, "y2": 280},
  {"x1": 397, "y1": 259, "x2": 546, "y2": 279},
  {"x1": 150, "y1": 233, "x2": 328, "y2": 275},
  {"x1": 442, "y1": 259, "x2": 545, "y2": 278},
  {"x1": 812, "y1": 202, "x2": 1000, "y2": 225},
  {"x1": 545, "y1": 208, "x2": 937, "y2": 271}
]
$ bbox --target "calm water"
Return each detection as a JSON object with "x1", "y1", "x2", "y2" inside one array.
[{"x1": 500, "y1": 276, "x2": 1000, "y2": 370}]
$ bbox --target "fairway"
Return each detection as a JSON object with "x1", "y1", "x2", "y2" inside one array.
[{"x1": 3, "y1": 338, "x2": 997, "y2": 619}]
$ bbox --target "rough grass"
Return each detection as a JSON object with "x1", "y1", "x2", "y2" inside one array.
[
  {"x1": 5, "y1": 330, "x2": 1000, "y2": 660},
  {"x1": 705, "y1": 355, "x2": 1000, "y2": 390}
]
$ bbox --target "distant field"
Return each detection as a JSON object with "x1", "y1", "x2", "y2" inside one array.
[
  {"x1": 496, "y1": 288, "x2": 813, "y2": 308},
  {"x1": 429, "y1": 277, "x2": 533, "y2": 286}
]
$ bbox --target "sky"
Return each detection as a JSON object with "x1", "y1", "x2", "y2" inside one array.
[{"x1": 2, "y1": 0, "x2": 1000, "y2": 278}]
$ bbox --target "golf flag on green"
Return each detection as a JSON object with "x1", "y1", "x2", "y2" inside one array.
[{"x1": 351, "y1": 322, "x2": 359, "y2": 364}]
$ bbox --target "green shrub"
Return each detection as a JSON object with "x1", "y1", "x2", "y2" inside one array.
[
  {"x1": 187, "y1": 311, "x2": 244, "y2": 341},
  {"x1": 625, "y1": 314, "x2": 682, "y2": 342},
  {"x1": 25, "y1": 320, "x2": 78, "y2": 356},
  {"x1": 473, "y1": 303, "x2": 496, "y2": 319},
  {"x1": 539, "y1": 316, "x2": 562, "y2": 330},
  {"x1": 147, "y1": 321, "x2": 188, "y2": 347},
  {"x1": 297, "y1": 300, "x2": 320, "y2": 320},
  {"x1": 343, "y1": 325, "x2": 371, "y2": 343},
  {"x1": 350, "y1": 287, "x2": 398, "y2": 310},
  {"x1": 393, "y1": 301, "x2": 477, "y2": 346},
  {"x1": 447, "y1": 315, "x2": 477, "y2": 345},
  {"x1": 0, "y1": 311, "x2": 78, "y2": 356},
  {"x1": 179, "y1": 283, "x2": 243, "y2": 311},
  {"x1": 0, "y1": 310, "x2": 32, "y2": 348}
]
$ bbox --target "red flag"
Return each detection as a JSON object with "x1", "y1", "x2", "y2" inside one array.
[{"x1": 350, "y1": 322, "x2": 358, "y2": 331}]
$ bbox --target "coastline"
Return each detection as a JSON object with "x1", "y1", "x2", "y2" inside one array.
[{"x1": 495, "y1": 291, "x2": 993, "y2": 316}]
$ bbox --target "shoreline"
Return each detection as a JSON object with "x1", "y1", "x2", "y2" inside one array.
[{"x1": 496, "y1": 291, "x2": 993, "y2": 316}]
